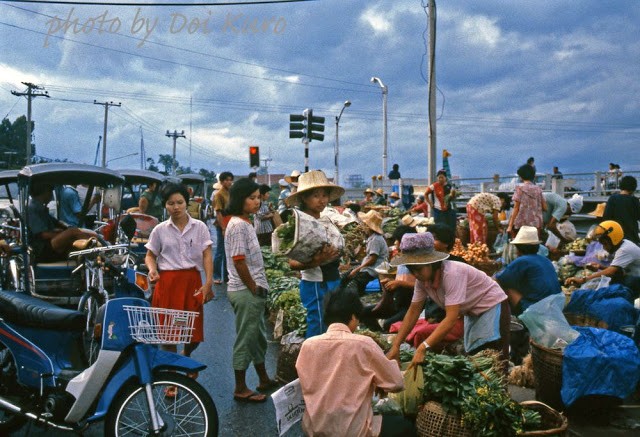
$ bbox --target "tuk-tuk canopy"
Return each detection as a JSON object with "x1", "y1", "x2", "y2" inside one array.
[
  {"x1": 18, "y1": 163, "x2": 125, "y2": 187},
  {"x1": 177, "y1": 173, "x2": 206, "y2": 183},
  {"x1": 0, "y1": 170, "x2": 19, "y2": 185},
  {"x1": 116, "y1": 168, "x2": 167, "y2": 186}
]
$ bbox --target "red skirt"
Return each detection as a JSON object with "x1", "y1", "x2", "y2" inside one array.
[{"x1": 152, "y1": 269, "x2": 204, "y2": 343}]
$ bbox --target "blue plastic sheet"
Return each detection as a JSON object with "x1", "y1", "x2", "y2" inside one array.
[
  {"x1": 364, "y1": 278, "x2": 381, "y2": 294},
  {"x1": 561, "y1": 327, "x2": 640, "y2": 407},
  {"x1": 565, "y1": 285, "x2": 638, "y2": 332}
]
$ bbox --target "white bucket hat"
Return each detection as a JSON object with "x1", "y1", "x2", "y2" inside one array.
[{"x1": 511, "y1": 226, "x2": 541, "y2": 245}]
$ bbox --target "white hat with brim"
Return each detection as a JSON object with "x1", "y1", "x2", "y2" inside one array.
[
  {"x1": 374, "y1": 261, "x2": 397, "y2": 276},
  {"x1": 389, "y1": 232, "x2": 449, "y2": 267},
  {"x1": 357, "y1": 210, "x2": 384, "y2": 235},
  {"x1": 285, "y1": 170, "x2": 345, "y2": 207},
  {"x1": 278, "y1": 178, "x2": 289, "y2": 187},
  {"x1": 511, "y1": 226, "x2": 541, "y2": 245},
  {"x1": 284, "y1": 170, "x2": 301, "y2": 186}
]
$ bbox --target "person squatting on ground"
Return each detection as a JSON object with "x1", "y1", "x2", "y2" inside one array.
[
  {"x1": 144, "y1": 182, "x2": 214, "y2": 376},
  {"x1": 386, "y1": 232, "x2": 510, "y2": 371},
  {"x1": 345, "y1": 210, "x2": 389, "y2": 296},
  {"x1": 296, "y1": 287, "x2": 415, "y2": 437},
  {"x1": 224, "y1": 178, "x2": 277, "y2": 403},
  {"x1": 285, "y1": 170, "x2": 345, "y2": 338}
]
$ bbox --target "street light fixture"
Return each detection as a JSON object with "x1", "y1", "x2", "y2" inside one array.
[
  {"x1": 370, "y1": 77, "x2": 388, "y2": 178},
  {"x1": 334, "y1": 100, "x2": 351, "y2": 186}
]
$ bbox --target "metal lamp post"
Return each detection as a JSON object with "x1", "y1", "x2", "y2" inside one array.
[
  {"x1": 370, "y1": 77, "x2": 388, "y2": 178},
  {"x1": 334, "y1": 100, "x2": 351, "y2": 186}
]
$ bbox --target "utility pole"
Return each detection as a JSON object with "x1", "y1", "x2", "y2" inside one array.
[
  {"x1": 94, "y1": 100, "x2": 122, "y2": 168},
  {"x1": 11, "y1": 82, "x2": 49, "y2": 165},
  {"x1": 261, "y1": 156, "x2": 273, "y2": 185},
  {"x1": 166, "y1": 130, "x2": 186, "y2": 176},
  {"x1": 140, "y1": 126, "x2": 145, "y2": 170},
  {"x1": 427, "y1": 0, "x2": 437, "y2": 187}
]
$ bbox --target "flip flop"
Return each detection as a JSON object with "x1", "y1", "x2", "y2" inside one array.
[
  {"x1": 233, "y1": 391, "x2": 267, "y2": 403},
  {"x1": 256, "y1": 379, "x2": 279, "y2": 392},
  {"x1": 213, "y1": 279, "x2": 222, "y2": 285}
]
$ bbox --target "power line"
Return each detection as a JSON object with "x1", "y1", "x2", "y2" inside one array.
[{"x1": 0, "y1": 0, "x2": 315, "y2": 6}]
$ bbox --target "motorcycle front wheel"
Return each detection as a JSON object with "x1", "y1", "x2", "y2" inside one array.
[{"x1": 104, "y1": 371, "x2": 218, "y2": 437}]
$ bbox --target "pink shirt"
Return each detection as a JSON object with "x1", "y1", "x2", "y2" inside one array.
[
  {"x1": 296, "y1": 323, "x2": 404, "y2": 437},
  {"x1": 145, "y1": 216, "x2": 212, "y2": 271},
  {"x1": 411, "y1": 261, "x2": 506, "y2": 316},
  {"x1": 512, "y1": 182, "x2": 544, "y2": 229}
]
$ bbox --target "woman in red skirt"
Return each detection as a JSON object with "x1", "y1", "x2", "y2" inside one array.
[{"x1": 145, "y1": 183, "x2": 214, "y2": 364}]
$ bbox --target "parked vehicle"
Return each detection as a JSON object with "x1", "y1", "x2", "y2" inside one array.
[
  {"x1": 0, "y1": 291, "x2": 218, "y2": 436},
  {"x1": 178, "y1": 173, "x2": 208, "y2": 221}
]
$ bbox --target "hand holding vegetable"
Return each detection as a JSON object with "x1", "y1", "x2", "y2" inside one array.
[{"x1": 565, "y1": 276, "x2": 585, "y2": 286}]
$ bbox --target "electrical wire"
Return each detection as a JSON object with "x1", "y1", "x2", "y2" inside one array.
[{"x1": 0, "y1": 1, "x2": 315, "y2": 6}]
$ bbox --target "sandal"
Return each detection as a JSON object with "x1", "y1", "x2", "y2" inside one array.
[
  {"x1": 164, "y1": 386, "x2": 178, "y2": 398},
  {"x1": 213, "y1": 279, "x2": 222, "y2": 285},
  {"x1": 256, "y1": 379, "x2": 279, "y2": 392},
  {"x1": 233, "y1": 391, "x2": 267, "y2": 403}
]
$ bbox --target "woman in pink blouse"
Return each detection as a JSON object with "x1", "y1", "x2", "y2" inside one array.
[{"x1": 507, "y1": 164, "x2": 546, "y2": 239}]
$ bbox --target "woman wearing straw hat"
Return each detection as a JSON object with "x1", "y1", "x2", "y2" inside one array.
[
  {"x1": 386, "y1": 232, "x2": 509, "y2": 369},
  {"x1": 344, "y1": 210, "x2": 389, "y2": 296},
  {"x1": 285, "y1": 170, "x2": 345, "y2": 337},
  {"x1": 360, "y1": 188, "x2": 375, "y2": 207},
  {"x1": 389, "y1": 191, "x2": 403, "y2": 209},
  {"x1": 284, "y1": 170, "x2": 301, "y2": 194},
  {"x1": 374, "y1": 188, "x2": 387, "y2": 206}
]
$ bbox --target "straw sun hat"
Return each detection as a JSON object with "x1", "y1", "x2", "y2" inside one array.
[
  {"x1": 285, "y1": 170, "x2": 345, "y2": 207},
  {"x1": 510, "y1": 226, "x2": 541, "y2": 245},
  {"x1": 401, "y1": 214, "x2": 420, "y2": 227},
  {"x1": 284, "y1": 170, "x2": 302, "y2": 186},
  {"x1": 389, "y1": 192, "x2": 400, "y2": 199},
  {"x1": 375, "y1": 188, "x2": 385, "y2": 196},
  {"x1": 357, "y1": 210, "x2": 384, "y2": 234},
  {"x1": 390, "y1": 232, "x2": 449, "y2": 266},
  {"x1": 363, "y1": 188, "x2": 375, "y2": 196}
]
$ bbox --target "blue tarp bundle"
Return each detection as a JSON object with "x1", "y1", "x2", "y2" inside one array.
[
  {"x1": 365, "y1": 278, "x2": 381, "y2": 294},
  {"x1": 565, "y1": 284, "x2": 638, "y2": 332},
  {"x1": 561, "y1": 327, "x2": 640, "y2": 407}
]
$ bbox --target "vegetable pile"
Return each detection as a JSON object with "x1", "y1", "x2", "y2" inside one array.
[
  {"x1": 565, "y1": 237, "x2": 588, "y2": 253},
  {"x1": 451, "y1": 239, "x2": 492, "y2": 264},
  {"x1": 274, "y1": 215, "x2": 296, "y2": 252},
  {"x1": 341, "y1": 221, "x2": 367, "y2": 264}
]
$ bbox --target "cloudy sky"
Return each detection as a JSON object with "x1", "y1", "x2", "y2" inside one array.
[{"x1": 0, "y1": 0, "x2": 638, "y2": 184}]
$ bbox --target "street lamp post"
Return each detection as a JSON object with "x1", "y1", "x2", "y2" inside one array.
[
  {"x1": 334, "y1": 100, "x2": 351, "y2": 186},
  {"x1": 370, "y1": 77, "x2": 388, "y2": 178}
]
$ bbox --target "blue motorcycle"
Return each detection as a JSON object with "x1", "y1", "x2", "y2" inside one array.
[{"x1": 0, "y1": 291, "x2": 218, "y2": 436}]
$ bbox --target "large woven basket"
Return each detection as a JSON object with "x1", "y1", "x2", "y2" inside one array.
[
  {"x1": 530, "y1": 340, "x2": 564, "y2": 411},
  {"x1": 518, "y1": 401, "x2": 568, "y2": 436},
  {"x1": 416, "y1": 401, "x2": 472, "y2": 437},
  {"x1": 563, "y1": 312, "x2": 608, "y2": 329},
  {"x1": 473, "y1": 260, "x2": 503, "y2": 277}
]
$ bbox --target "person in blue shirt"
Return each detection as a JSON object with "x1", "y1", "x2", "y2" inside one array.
[
  {"x1": 59, "y1": 184, "x2": 83, "y2": 227},
  {"x1": 495, "y1": 226, "x2": 561, "y2": 315}
]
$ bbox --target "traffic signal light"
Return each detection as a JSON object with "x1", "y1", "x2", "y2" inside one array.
[
  {"x1": 249, "y1": 146, "x2": 260, "y2": 168},
  {"x1": 289, "y1": 114, "x2": 306, "y2": 139},
  {"x1": 306, "y1": 109, "x2": 325, "y2": 142}
]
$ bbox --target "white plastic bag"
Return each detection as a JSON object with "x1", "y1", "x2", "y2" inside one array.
[{"x1": 519, "y1": 294, "x2": 580, "y2": 349}]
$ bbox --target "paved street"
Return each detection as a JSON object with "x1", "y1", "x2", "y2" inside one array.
[{"x1": 11, "y1": 282, "x2": 301, "y2": 437}]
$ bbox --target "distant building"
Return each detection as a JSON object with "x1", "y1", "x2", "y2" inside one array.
[{"x1": 345, "y1": 174, "x2": 366, "y2": 188}]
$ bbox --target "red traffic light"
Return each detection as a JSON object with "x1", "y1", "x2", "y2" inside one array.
[
  {"x1": 249, "y1": 146, "x2": 258, "y2": 155},
  {"x1": 249, "y1": 146, "x2": 260, "y2": 168}
]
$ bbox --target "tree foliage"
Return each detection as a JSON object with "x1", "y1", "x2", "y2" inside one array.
[{"x1": 0, "y1": 116, "x2": 35, "y2": 167}]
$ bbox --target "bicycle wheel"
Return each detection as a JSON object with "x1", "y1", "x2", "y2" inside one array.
[
  {"x1": 78, "y1": 290, "x2": 104, "y2": 365},
  {"x1": 105, "y1": 371, "x2": 218, "y2": 437}
]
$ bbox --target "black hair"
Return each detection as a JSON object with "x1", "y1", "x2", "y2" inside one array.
[
  {"x1": 226, "y1": 178, "x2": 260, "y2": 216},
  {"x1": 527, "y1": 157, "x2": 535, "y2": 164},
  {"x1": 392, "y1": 163, "x2": 399, "y2": 170},
  {"x1": 391, "y1": 225, "x2": 417, "y2": 245},
  {"x1": 427, "y1": 223, "x2": 456, "y2": 250},
  {"x1": 496, "y1": 192, "x2": 512, "y2": 211},
  {"x1": 515, "y1": 244, "x2": 539, "y2": 255},
  {"x1": 517, "y1": 164, "x2": 535, "y2": 181},
  {"x1": 248, "y1": 172, "x2": 257, "y2": 179},
  {"x1": 259, "y1": 184, "x2": 271, "y2": 195},
  {"x1": 619, "y1": 175, "x2": 637, "y2": 192},
  {"x1": 218, "y1": 171, "x2": 234, "y2": 182},
  {"x1": 29, "y1": 181, "x2": 53, "y2": 198},
  {"x1": 323, "y1": 287, "x2": 363, "y2": 325},
  {"x1": 160, "y1": 182, "x2": 190, "y2": 205},
  {"x1": 437, "y1": 169, "x2": 447, "y2": 177},
  {"x1": 346, "y1": 203, "x2": 361, "y2": 214}
]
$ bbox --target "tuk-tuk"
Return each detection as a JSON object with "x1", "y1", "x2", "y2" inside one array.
[
  {"x1": 17, "y1": 163, "x2": 124, "y2": 305},
  {"x1": 0, "y1": 170, "x2": 22, "y2": 290},
  {"x1": 177, "y1": 173, "x2": 208, "y2": 220}
]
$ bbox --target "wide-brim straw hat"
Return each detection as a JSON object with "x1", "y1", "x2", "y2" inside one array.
[
  {"x1": 375, "y1": 188, "x2": 384, "y2": 196},
  {"x1": 389, "y1": 192, "x2": 400, "y2": 199},
  {"x1": 390, "y1": 232, "x2": 449, "y2": 266},
  {"x1": 363, "y1": 188, "x2": 375, "y2": 195},
  {"x1": 588, "y1": 203, "x2": 606, "y2": 218},
  {"x1": 284, "y1": 170, "x2": 301, "y2": 185},
  {"x1": 285, "y1": 170, "x2": 345, "y2": 207},
  {"x1": 357, "y1": 210, "x2": 384, "y2": 234},
  {"x1": 401, "y1": 214, "x2": 419, "y2": 227},
  {"x1": 511, "y1": 226, "x2": 541, "y2": 245}
]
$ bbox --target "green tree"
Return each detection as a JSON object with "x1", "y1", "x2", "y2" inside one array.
[
  {"x1": 146, "y1": 157, "x2": 159, "y2": 172},
  {"x1": 0, "y1": 115, "x2": 34, "y2": 167},
  {"x1": 158, "y1": 154, "x2": 177, "y2": 174}
]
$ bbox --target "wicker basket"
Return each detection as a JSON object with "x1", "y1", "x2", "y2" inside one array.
[
  {"x1": 519, "y1": 401, "x2": 568, "y2": 436},
  {"x1": 473, "y1": 260, "x2": 503, "y2": 277},
  {"x1": 530, "y1": 340, "x2": 564, "y2": 411},
  {"x1": 416, "y1": 401, "x2": 472, "y2": 437}
]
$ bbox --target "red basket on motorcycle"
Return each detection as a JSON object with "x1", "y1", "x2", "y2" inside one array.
[{"x1": 123, "y1": 306, "x2": 198, "y2": 345}]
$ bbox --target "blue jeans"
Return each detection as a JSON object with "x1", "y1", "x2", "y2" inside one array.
[
  {"x1": 213, "y1": 226, "x2": 227, "y2": 281},
  {"x1": 299, "y1": 279, "x2": 341, "y2": 338}
]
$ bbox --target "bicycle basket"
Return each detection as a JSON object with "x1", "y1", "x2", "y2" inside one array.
[{"x1": 123, "y1": 305, "x2": 198, "y2": 345}]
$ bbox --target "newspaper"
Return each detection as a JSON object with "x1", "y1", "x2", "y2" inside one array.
[{"x1": 271, "y1": 378, "x2": 306, "y2": 436}]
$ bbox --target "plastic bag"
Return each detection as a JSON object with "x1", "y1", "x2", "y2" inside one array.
[
  {"x1": 519, "y1": 294, "x2": 580, "y2": 348},
  {"x1": 389, "y1": 364, "x2": 424, "y2": 416},
  {"x1": 373, "y1": 397, "x2": 403, "y2": 416},
  {"x1": 493, "y1": 231, "x2": 508, "y2": 254},
  {"x1": 502, "y1": 241, "x2": 519, "y2": 265},
  {"x1": 581, "y1": 275, "x2": 611, "y2": 291}
]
